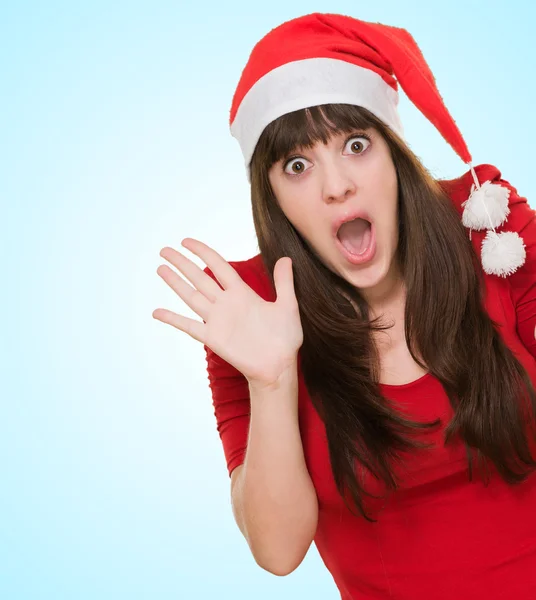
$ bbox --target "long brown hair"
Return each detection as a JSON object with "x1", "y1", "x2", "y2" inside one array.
[{"x1": 249, "y1": 103, "x2": 536, "y2": 521}]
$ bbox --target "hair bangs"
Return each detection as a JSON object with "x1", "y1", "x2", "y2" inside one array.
[{"x1": 260, "y1": 104, "x2": 379, "y2": 168}]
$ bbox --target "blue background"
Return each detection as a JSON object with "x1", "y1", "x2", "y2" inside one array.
[{"x1": 2, "y1": 1, "x2": 534, "y2": 598}]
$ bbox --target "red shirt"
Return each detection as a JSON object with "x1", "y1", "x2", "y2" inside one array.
[{"x1": 204, "y1": 164, "x2": 536, "y2": 599}]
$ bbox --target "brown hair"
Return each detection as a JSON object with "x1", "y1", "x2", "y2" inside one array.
[{"x1": 249, "y1": 103, "x2": 536, "y2": 522}]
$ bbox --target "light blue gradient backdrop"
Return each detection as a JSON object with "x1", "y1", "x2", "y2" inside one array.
[{"x1": 2, "y1": 1, "x2": 534, "y2": 598}]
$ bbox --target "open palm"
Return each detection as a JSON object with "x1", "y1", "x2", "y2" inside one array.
[{"x1": 153, "y1": 238, "x2": 303, "y2": 388}]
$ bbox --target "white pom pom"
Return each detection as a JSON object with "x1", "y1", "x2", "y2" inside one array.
[
  {"x1": 461, "y1": 181, "x2": 511, "y2": 231},
  {"x1": 481, "y1": 230, "x2": 526, "y2": 277}
]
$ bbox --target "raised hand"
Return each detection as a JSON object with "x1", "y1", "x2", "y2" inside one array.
[{"x1": 153, "y1": 238, "x2": 303, "y2": 389}]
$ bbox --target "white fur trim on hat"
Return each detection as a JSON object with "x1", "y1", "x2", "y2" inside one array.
[{"x1": 230, "y1": 57, "x2": 405, "y2": 177}]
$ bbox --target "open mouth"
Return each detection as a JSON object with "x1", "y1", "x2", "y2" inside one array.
[{"x1": 336, "y1": 217, "x2": 373, "y2": 255}]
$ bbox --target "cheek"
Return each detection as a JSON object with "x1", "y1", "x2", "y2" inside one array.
[
  {"x1": 377, "y1": 194, "x2": 398, "y2": 234},
  {"x1": 374, "y1": 200, "x2": 399, "y2": 258},
  {"x1": 385, "y1": 175, "x2": 399, "y2": 236},
  {"x1": 281, "y1": 202, "x2": 318, "y2": 242}
]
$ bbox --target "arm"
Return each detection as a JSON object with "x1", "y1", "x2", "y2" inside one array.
[
  {"x1": 228, "y1": 368, "x2": 318, "y2": 576},
  {"x1": 440, "y1": 165, "x2": 536, "y2": 357},
  {"x1": 493, "y1": 176, "x2": 536, "y2": 357},
  {"x1": 203, "y1": 262, "x2": 318, "y2": 575}
]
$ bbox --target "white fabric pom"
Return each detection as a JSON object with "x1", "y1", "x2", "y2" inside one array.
[
  {"x1": 481, "y1": 230, "x2": 526, "y2": 277},
  {"x1": 461, "y1": 181, "x2": 511, "y2": 231}
]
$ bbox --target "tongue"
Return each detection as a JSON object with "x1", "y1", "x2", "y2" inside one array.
[{"x1": 337, "y1": 218, "x2": 372, "y2": 254}]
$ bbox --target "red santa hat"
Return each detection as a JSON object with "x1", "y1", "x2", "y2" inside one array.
[{"x1": 229, "y1": 12, "x2": 525, "y2": 277}]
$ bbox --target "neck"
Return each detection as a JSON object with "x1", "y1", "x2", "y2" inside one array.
[{"x1": 361, "y1": 261, "x2": 405, "y2": 317}]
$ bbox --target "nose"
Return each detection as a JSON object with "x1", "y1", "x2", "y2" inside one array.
[{"x1": 321, "y1": 159, "x2": 357, "y2": 203}]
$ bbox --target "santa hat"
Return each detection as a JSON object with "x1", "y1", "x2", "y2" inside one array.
[{"x1": 229, "y1": 12, "x2": 525, "y2": 278}]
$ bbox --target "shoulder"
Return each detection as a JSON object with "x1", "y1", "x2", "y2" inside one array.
[
  {"x1": 438, "y1": 163, "x2": 533, "y2": 280},
  {"x1": 436, "y1": 162, "x2": 528, "y2": 213},
  {"x1": 436, "y1": 163, "x2": 504, "y2": 215}
]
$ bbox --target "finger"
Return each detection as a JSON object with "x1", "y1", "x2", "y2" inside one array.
[
  {"x1": 274, "y1": 257, "x2": 297, "y2": 306},
  {"x1": 157, "y1": 265, "x2": 212, "y2": 321},
  {"x1": 152, "y1": 308, "x2": 206, "y2": 344},
  {"x1": 159, "y1": 246, "x2": 223, "y2": 302},
  {"x1": 178, "y1": 238, "x2": 242, "y2": 290}
]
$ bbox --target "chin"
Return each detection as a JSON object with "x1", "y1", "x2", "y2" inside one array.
[
  {"x1": 343, "y1": 252, "x2": 395, "y2": 291},
  {"x1": 347, "y1": 268, "x2": 387, "y2": 291}
]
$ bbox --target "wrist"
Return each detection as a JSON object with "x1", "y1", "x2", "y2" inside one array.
[{"x1": 247, "y1": 360, "x2": 298, "y2": 394}]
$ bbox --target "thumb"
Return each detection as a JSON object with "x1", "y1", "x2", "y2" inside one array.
[{"x1": 274, "y1": 257, "x2": 297, "y2": 306}]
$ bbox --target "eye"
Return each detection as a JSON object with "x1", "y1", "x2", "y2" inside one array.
[
  {"x1": 344, "y1": 134, "x2": 371, "y2": 155},
  {"x1": 283, "y1": 156, "x2": 312, "y2": 176}
]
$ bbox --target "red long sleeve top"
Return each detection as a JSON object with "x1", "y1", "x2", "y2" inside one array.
[{"x1": 203, "y1": 164, "x2": 536, "y2": 599}]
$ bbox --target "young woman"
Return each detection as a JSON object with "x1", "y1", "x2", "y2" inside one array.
[{"x1": 153, "y1": 13, "x2": 536, "y2": 599}]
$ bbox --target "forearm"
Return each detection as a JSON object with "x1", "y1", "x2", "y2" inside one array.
[{"x1": 232, "y1": 367, "x2": 318, "y2": 576}]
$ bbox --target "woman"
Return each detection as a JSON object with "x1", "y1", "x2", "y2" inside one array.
[{"x1": 153, "y1": 13, "x2": 536, "y2": 599}]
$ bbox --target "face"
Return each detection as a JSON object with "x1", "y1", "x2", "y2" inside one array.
[{"x1": 268, "y1": 125, "x2": 401, "y2": 305}]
